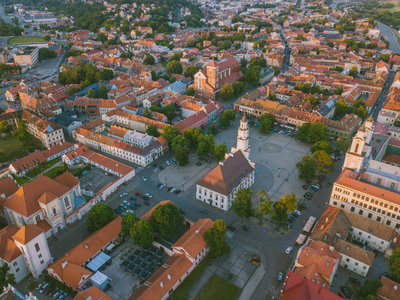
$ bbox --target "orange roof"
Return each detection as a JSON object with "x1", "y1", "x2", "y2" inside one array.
[
  {"x1": 173, "y1": 219, "x2": 213, "y2": 259},
  {"x1": 129, "y1": 254, "x2": 193, "y2": 300},
  {"x1": 12, "y1": 224, "x2": 44, "y2": 245},
  {"x1": 197, "y1": 151, "x2": 254, "y2": 195},
  {"x1": 0, "y1": 177, "x2": 19, "y2": 198},
  {"x1": 335, "y1": 169, "x2": 400, "y2": 205},
  {"x1": 4, "y1": 175, "x2": 73, "y2": 217},
  {"x1": 0, "y1": 225, "x2": 22, "y2": 263},
  {"x1": 48, "y1": 217, "x2": 122, "y2": 289},
  {"x1": 377, "y1": 276, "x2": 400, "y2": 300},
  {"x1": 53, "y1": 172, "x2": 80, "y2": 189},
  {"x1": 74, "y1": 286, "x2": 113, "y2": 300}
]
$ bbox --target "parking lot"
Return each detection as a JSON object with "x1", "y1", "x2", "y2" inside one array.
[{"x1": 78, "y1": 166, "x2": 119, "y2": 194}]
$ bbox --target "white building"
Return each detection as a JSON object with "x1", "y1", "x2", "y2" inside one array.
[
  {"x1": 0, "y1": 224, "x2": 52, "y2": 283},
  {"x1": 196, "y1": 115, "x2": 255, "y2": 211},
  {"x1": 330, "y1": 116, "x2": 400, "y2": 233}
]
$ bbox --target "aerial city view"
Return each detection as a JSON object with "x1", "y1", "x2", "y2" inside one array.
[{"x1": 0, "y1": 0, "x2": 400, "y2": 299}]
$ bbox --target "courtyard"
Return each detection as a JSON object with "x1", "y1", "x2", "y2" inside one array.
[{"x1": 78, "y1": 166, "x2": 120, "y2": 194}]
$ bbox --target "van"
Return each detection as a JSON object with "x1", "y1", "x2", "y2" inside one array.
[{"x1": 39, "y1": 283, "x2": 50, "y2": 293}]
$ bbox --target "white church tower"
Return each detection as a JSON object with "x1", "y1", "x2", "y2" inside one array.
[{"x1": 231, "y1": 114, "x2": 254, "y2": 167}]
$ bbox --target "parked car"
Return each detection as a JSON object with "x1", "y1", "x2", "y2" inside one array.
[
  {"x1": 294, "y1": 210, "x2": 301, "y2": 216},
  {"x1": 143, "y1": 195, "x2": 150, "y2": 200},
  {"x1": 159, "y1": 184, "x2": 166, "y2": 190},
  {"x1": 135, "y1": 192, "x2": 142, "y2": 197},
  {"x1": 39, "y1": 283, "x2": 50, "y2": 293},
  {"x1": 129, "y1": 196, "x2": 137, "y2": 201},
  {"x1": 167, "y1": 187, "x2": 173, "y2": 192},
  {"x1": 242, "y1": 226, "x2": 250, "y2": 231},
  {"x1": 285, "y1": 246, "x2": 293, "y2": 254},
  {"x1": 199, "y1": 208, "x2": 208, "y2": 214},
  {"x1": 326, "y1": 181, "x2": 332, "y2": 187},
  {"x1": 341, "y1": 287, "x2": 350, "y2": 298},
  {"x1": 58, "y1": 292, "x2": 68, "y2": 300},
  {"x1": 338, "y1": 292, "x2": 347, "y2": 299},
  {"x1": 126, "y1": 210, "x2": 134, "y2": 214},
  {"x1": 133, "y1": 202, "x2": 141, "y2": 207},
  {"x1": 142, "y1": 176, "x2": 147, "y2": 181},
  {"x1": 304, "y1": 192, "x2": 312, "y2": 197},
  {"x1": 129, "y1": 204, "x2": 137, "y2": 210},
  {"x1": 119, "y1": 193, "x2": 128, "y2": 198},
  {"x1": 166, "y1": 160, "x2": 171, "y2": 165},
  {"x1": 228, "y1": 225, "x2": 237, "y2": 232},
  {"x1": 53, "y1": 290, "x2": 62, "y2": 299},
  {"x1": 143, "y1": 201, "x2": 150, "y2": 206},
  {"x1": 145, "y1": 193, "x2": 153, "y2": 198},
  {"x1": 170, "y1": 188, "x2": 176, "y2": 193},
  {"x1": 310, "y1": 186, "x2": 318, "y2": 192},
  {"x1": 278, "y1": 272, "x2": 284, "y2": 282},
  {"x1": 81, "y1": 170, "x2": 89, "y2": 176},
  {"x1": 174, "y1": 189, "x2": 181, "y2": 194},
  {"x1": 45, "y1": 286, "x2": 55, "y2": 295},
  {"x1": 114, "y1": 208, "x2": 121, "y2": 214},
  {"x1": 286, "y1": 222, "x2": 293, "y2": 228},
  {"x1": 36, "y1": 283, "x2": 45, "y2": 291}
]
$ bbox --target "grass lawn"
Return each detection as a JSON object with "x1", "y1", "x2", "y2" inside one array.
[
  {"x1": 26, "y1": 157, "x2": 61, "y2": 178},
  {"x1": 169, "y1": 255, "x2": 214, "y2": 300},
  {"x1": 0, "y1": 137, "x2": 29, "y2": 163},
  {"x1": 7, "y1": 36, "x2": 45, "y2": 45},
  {"x1": 27, "y1": 282, "x2": 38, "y2": 291},
  {"x1": 11, "y1": 175, "x2": 29, "y2": 186},
  {"x1": 195, "y1": 274, "x2": 241, "y2": 300},
  {"x1": 44, "y1": 166, "x2": 66, "y2": 179}
]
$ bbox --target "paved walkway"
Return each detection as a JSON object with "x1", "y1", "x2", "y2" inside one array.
[{"x1": 186, "y1": 240, "x2": 267, "y2": 299}]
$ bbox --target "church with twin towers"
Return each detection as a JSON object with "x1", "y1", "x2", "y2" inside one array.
[{"x1": 196, "y1": 115, "x2": 256, "y2": 211}]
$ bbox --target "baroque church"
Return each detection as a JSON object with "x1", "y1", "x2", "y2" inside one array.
[{"x1": 196, "y1": 115, "x2": 255, "y2": 211}]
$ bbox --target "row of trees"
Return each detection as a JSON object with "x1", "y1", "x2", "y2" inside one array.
[
  {"x1": 0, "y1": 64, "x2": 22, "y2": 76},
  {"x1": 39, "y1": 48, "x2": 57, "y2": 61},
  {"x1": 220, "y1": 81, "x2": 245, "y2": 101},
  {"x1": 58, "y1": 62, "x2": 114, "y2": 87},
  {"x1": 162, "y1": 125, "x2": 228, "y2": 165},
  {"x1": 231, "y1": 188, "x2": 298, "y2": 224},
  {"x1": 335, "y1": 98, "x2": 368, "y2": 120}
]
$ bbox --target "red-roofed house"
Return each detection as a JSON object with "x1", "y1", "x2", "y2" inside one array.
[{"x1": 191, "y1": 58, "x2": 243, "y2": 99}]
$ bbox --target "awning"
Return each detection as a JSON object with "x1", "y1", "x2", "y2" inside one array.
[{"x1": 86, "y1": 252, "x2": 111, "y2": 272}]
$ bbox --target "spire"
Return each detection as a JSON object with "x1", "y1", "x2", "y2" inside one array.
[
  {"x1": 367, "y1": 114, "x2": 373, "y2": 122},
  {"x1": 208, "y1": 57, "x2": 218, "y2": 68},
  {"x1": 241, "y1": 113, "x2": 247, "y2": 122}
]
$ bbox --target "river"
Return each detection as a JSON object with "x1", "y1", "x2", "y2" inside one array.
[{"x1": 378, "y1": 22, "x2": 400, "y2": 54}]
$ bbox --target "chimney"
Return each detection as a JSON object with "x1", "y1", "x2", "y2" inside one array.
[
  {"x1": 325, "y1": 217, "x2": 329, "y2": 222},
  {"x1": 84, "y1": 244, "x2": 88, "y2": 249},
  {"x1": 195, "y1": 229, "x2": 200, "y2": 233}
]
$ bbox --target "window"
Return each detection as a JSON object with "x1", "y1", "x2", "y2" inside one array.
[
  {"x1": 368, "y1": 213, "x2": 372, "y2": 219},
  {"x1": 390, "y1": 183, "x2": 396, "y2": 189},
  {"x1": 38, "y1": 254, "x2": 42, "y2": 259},
  {"x1": 377, "y1": 216, "x2": 381, "y2": 222},
  {"x1": 358, "y1": 232, "x2": 362, "y2": 236},
  {"x1": 386, "y1": 220, "x2": 391, "y2": 226},
  {"x1": 15, "y1": 268, "x2": 19, "y2": 273},
  {"x1": 355, "y1": 262, "x2": 359, "y2": 266},
  {"x1": 346, "y1": 258, "x2": 350, "y2": 262},
  {"x1": 13, "y1": 262, "x2": 17, "y2": 266},
  {"x1": 377, "y1": 178, "x2": 382, "y2": 185},
  {"x1": 35, "y1": 243, "x2": 40, "y2": 252},
  {"x1": 351, "y1": 207, "x2": 355, "y2": 212},
  {"x1": 396, "y1": 224, "x2": 400, "y2": 230},
  {"x1": 341, "y1": 204, "x2": 345, "y2": 209},
  {"x1": 64, "y1": 197, "x2": 70, "y2": 208},
  {"x1": 52, "y1": 208, "x2": 57, "y2": 216},
  {"x1": 381, "y1": 241, "x2": 385, "y2": 245},
  {"x1": 333, "y1": 201, "x2": 337, "y2": 206},
  {"x1": 35, "y1": 215, "x2": 41, "y2": 222},
  {"x1": 368, "y1": 235, "x2": 371, "y2": 239},
  {"x1": 359, "y1": 210, "x2": 363, "y2": 216},
  {"x1": 40, "y1": 260, "x2": 44, "y2": 265}
]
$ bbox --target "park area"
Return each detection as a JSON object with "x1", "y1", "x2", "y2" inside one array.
[
  {"x1": 7, "y1": 36, "x2": 45, "y2": 44},
  {"x1": 195, "y1": 274, "x2": 241, "y2": 300},
  {"x1": 0, "y1": 136, "x2": 41, "y2": 164}
]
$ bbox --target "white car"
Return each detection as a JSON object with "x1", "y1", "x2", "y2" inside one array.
[
  {"x1": 142, "y1": 176, "x2": 147, "y2": 181},
  {"x1": 119, "y1": 193, "x2": 128, "y2": 198},
  {"x1": 145, "y1": 193, "x2": 153, "y2": 199},
  {"x1": 166, "y1": 161, "x2": 171, "y2": 165},
  {"x1": 170, "y1": 188, "x2": 176, "y2": 193},
  {"x1": 294, "y1": 210, "x2": 301, "y2": 216},
  {"x1": 126, "y1": 210, "x2": 134, "y2": 214},
  {"x1": 285, "y1": 246, "x2": 293, "y2": 254}
]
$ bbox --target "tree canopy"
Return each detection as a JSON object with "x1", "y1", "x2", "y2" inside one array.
[
  {"x1": 296, "y1": 122, "x2": 328, "y2": 143},
  {"x1": 86, "y1": 204, "x2": 114, "y2": 233},
  {"x1": 203, "y1": 219, "x2": 230, "y2": 257},
  {"x1": 150, "y1": 203, "x2": 184, "y2": 240},
  {"x1": 130, "y1": 220, "x2": 154, "y2": 248},
  {"x1": 232, "y1": 188, "x2": 254, "y2": 219},
  {"x1": 121, "y1": 213, "x2": 139, "y2": 236}
]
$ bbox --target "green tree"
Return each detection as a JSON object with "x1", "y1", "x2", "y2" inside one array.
[
  {"x1": 313, "y1": 150, "x2": 333, "y2": 174},
  {"x1": 150, "y1": 203, "x2": 184, "y2": 240},
  {"x1": 214, "y1": 144, "x2": 227, "y2": 160},
  {"x1": 349, "y1": 66, "x2": 358, "y2": 78},
  {"x1": 184, "y1": 66, "x2": 200, "y2": 78},
  {"x1": 256, "y1": 190, "x2": 272, "y2": 223},
  {"x1": 174, "y1": 144, "x2": 190, "y2": 166},
  {"x1": 162, "y1": 126, "x2": 181, "y2": 146},
  {"x1": 259, "y1": 113, "x2": 275, "y2": 134},
  {"x1": 357, "y1": 280, "x2": 383, "y2": 299},
  {"x1": 389, "y1": 247, "x2": 400, "y2": 282},
  {"x1": 296, "y1": 155, "x2": 317, "y2": 183},
  {"x1": 166, "y1": 60, "x2": 183, "y2": 74},
  {"x1": 163, "y1": 104, "x2": 177, "y2": 121},
  {"x1": 203, "y1": 219, "x2": 230, "y2": 257},
  {"x1": 350, "y1": 99, "x2": 368, "y2": 120},
  {"x1": 143, "y1": 54, "x2": 155, "y2": 65},
  {"x1": 97, "y1": 32, "x2": 108, "y2": 43},
  {"x1": 147, "y1": 124, "x2": 159, "y2": 137},
  {"x1": 335, "y1": 98, "x2": 348, "y2": 118},
  {"x1": 86, "y1": 204, "x2": 114, "y2": 233},
  {"x1": 98, "y1": 84, "x2": 108, "y2": 99},
  {"x1": 121, "y1": 213, "x2": 139, "y2": 236},
  {"x1": 130, "y1": 220, "x2": 154, "y2": 248},
  {"x1": 43, "y1": 34, "x2": 51, "y2": 41},
  {"x1": 87, "y1": 89, "x2": 96, "y2": 98},
  {"x1": 0, "y1": 120, "x2": 12, "y2": 135},
  {"x1": 183, "y1": 127, "x2": 204, "y2": 148},
  {"x1": 187, "y1": 87, "x2": 195, "y2": 96},
  {"x1": 240, "y1": 57, "x2": 247, "y2": 69},
  {"x1": 220, "y1": 83, "x2": 234, "y2": 101},
  {"x1": 379, "y1": 54, "x2": 390, "y2": 63},
  {"x1": 143, "y1": 108, "x2": 151, "y2": 118},
  {"x1": 232, "y1": 188, "x2": 254, "y2": 219},
  {"x1": 197, "y1": 134, "x2": 215, "y2": 157},
  {"x1": 335, "y1": 137, "x2": 350, "y2": 155},
  {"x1": 311, "y1": 140, "x2": 333, "y2": 154},
  {"x1": 296, "y1": 122, "x2": 328, "y2": 143},
  {"x1": 233, "y1": 81, "x2": 245, "y2": 95},
  {"x1": 0, "y1": 264, "x2": 16, "y2": 290},
  {"x1": 271, "y1": 193, "x2": 297, "y2": 223}
]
